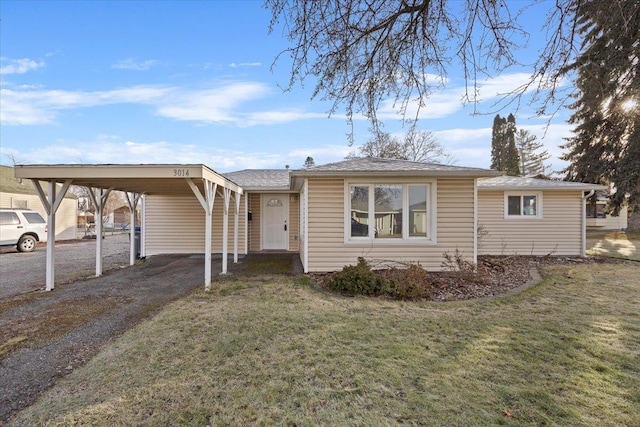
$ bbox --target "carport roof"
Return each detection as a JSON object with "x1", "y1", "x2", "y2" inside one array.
[{"x1": 14, "y1": 164, "x2": 243, "y2": 196}]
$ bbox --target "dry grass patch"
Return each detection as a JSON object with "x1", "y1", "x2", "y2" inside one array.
[
  {"x1": 0, "y1": 296, "x2": 126, "y2": 360},
  {"x1": 587, "y1": 231, "x2": 639, "y2": 261},
  {"x1": 12, "y1": 265, "x2": 640, "y2": 426}
]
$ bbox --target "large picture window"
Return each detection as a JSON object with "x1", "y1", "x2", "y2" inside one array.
[
  {"x1": 505, "y1": 192, "x2": 542, "y2": 219},
  {"x1": 347, "y1": 182, "x2": 434, "y2": 242}
]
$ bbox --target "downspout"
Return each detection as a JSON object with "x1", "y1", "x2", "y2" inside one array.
[{"x1": 582, "y1": 190, "x2": 595, "y2": 257}]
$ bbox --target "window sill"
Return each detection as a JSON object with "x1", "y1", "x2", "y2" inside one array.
[
  {"x1": 345, "y1": 237, "x2": 436, "y2": 246},
  {"x1": 504, "y1": 215, "x2": 543, "y2": 220}
]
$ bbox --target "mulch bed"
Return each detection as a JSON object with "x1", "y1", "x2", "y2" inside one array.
[{"x1": 310, "y1": 255, "x2": 617, "y2": 302}]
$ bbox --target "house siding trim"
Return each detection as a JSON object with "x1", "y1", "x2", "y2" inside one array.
[{"x1": 473, "y1": 178, "x2": 478, "y2": 265}]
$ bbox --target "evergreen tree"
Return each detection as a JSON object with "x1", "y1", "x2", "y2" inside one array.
[
  {"x1": 502, "y1": 114, "x2": 521, "y2": 176},
  {"x1": 561, "y1": 0, "x2": 639, "y2": 214},
  {"x1": 490, "y1": 115, "x2": 506, "y2": 171},
  {"x1": 490, "y1": 113, "x2": 520, "y2": 176},
  {"x1": 303, "y1": 156, "x2": 315, "y2": 168},
  {"x1": 516, "y1": 129, "x2": 550, "y2": 176}
]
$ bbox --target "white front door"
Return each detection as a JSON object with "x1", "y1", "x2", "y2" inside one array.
[{"x1": 262, "y1": 194, "x2": 288, "y2": 250}]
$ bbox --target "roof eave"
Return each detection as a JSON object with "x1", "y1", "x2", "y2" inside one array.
[
  {"x1": 291, "y1": 170, "x2": 502, "y2": 178},
  {"x1": 478, "y1": 184, "x2": 608, "y2": 191}
]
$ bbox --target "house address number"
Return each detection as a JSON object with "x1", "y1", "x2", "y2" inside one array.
[{"x1": 173, "y1": 169, "x2": 190, "y2": 177}]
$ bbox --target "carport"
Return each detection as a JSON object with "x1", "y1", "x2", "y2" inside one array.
[{"x1": 14, "y1": 164, "x2": 243, "y2": 292}]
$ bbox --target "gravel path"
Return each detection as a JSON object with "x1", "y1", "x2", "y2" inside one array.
[
  {"x1": 0, "y1": 233, "x2": 131, "y2": 298},
  {"x1": 0, "y1": 249, "x2": 249, "y2": 424}
]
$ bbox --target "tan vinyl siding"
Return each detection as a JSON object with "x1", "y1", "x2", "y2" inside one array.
[
  {"x1": 0, "y1": 192, "x2": 77, "y2": 241},
  {"x1": 144, "y1": 193, "x2": 246, "y2": 255},
  {"x1": 248, "y1": 193, "x2": 261, "y2": 251},
  {"x1": 288, "y1": 194, "x2": 300, "y2": 252},
  {"x1": 306, "y1": 178, "x2": 476, "y2": 272},
  {"x1": 478, "y1": 190, "x2": 583, "y2": 255}
]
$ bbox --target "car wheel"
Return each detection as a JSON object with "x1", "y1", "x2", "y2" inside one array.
[{"x1": 17, "y1": 235, "x2": 37, "y2": 252}]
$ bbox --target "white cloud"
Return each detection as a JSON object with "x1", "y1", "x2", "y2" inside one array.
[
  {"x1": 0, "y1": 58, "x2": 45, "y2": 75},
  {"x1": 474, "y1": 73, "x2": 538, "y2": 102},
  {"x1": 242, "y1": 110, "x2": 329, "y2": 126},
  {"x1": 156, "y1": 82, "x2": 272, "y2": 123},
  {"x1": 112, "y1": 58, "x2": 159, "y2": 71},
  {"x1": 0, "y1": 86, "x2": 171, "y2": 125},
  {"x1": 1, "y1": 82, "x2": 287, "y2": 126},
  {"x1": 229, "y1": 62, "x2": 262, "y2": 68},
  {"x1": 2, "y1": 138, "x2": 305, "y2": 172},
  {"x1": 373, "y1": 72, "x2": 552, "y2": 123}
]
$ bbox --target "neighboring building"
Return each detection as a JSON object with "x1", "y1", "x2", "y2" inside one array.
[
  {"x1": 0, "y1": 165, "x2": 78, "y2": 241},
  {"x1": 584, "y1": 191, "x2": 628, "y2": 231},
  {"x1": 106, "y1": 202, "x2": 140, "y2": 229}
]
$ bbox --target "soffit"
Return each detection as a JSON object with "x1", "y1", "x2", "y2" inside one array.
[{"x1": 13, "y1": 164, "x2": 243, "y2": 196}]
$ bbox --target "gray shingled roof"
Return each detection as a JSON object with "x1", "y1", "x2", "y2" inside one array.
[
  {"x1": 478, "y1": 176, "x2": 606, "y2": 191},
  {"x1": 223, "y1": 169, "x2": 291, "y2": 191},
  {"x1": 292, "y1": 157, "x2": 501, "y2": 177}
]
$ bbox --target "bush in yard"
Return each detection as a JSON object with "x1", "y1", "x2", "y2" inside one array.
[
  {"x1": 328, "y1": 258, "x2": 432, "y2": 300},
  {"x1": 381, "y1": 263, "x2": 432, "y2": 300},
  {"x1": 328, "y1": 257, "x2": 389, "y2": 296}
]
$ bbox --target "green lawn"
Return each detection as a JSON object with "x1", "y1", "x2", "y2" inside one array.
[{"x1": 12, "y1": 263, "x2": 640, "y2": 426}]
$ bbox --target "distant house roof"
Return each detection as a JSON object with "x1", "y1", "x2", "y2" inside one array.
[
  {"x1": 478, "y1": 176, "x2": 606, "y2": 191},
  {"x1": 223, "y1": 169, "x2": 291, "y2": 191},
  {"x1": 0, "y1": 165, "x2": 77, "y2": 198},
  {"x1": 292, "y1": 157, "x2": 501, "y2": 177}
]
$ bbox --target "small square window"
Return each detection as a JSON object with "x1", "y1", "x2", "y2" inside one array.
[{"x1": 505, "y1": 193, "x2": 542, "y2": 219}]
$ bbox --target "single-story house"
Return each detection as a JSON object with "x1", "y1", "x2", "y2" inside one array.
[
  {"x1": 218, "y1": 158, "x2": 602, "y2": 272},
  {"x1": 144, "y1": 157, "x2": 604, "y2": 272},
  {"x1": 1, "y1": 165, "x2": 78, "y2": 241},
  {"x1": 14, "y1": 158, "x2": 604, "y2": 291}
]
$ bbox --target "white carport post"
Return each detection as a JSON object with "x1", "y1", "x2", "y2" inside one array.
[
  {"x1": 87, "y1": 187, "x2": 113, "y2": 277},
  {"x1": 32, "y1": 179, "x2": 73, "y2": 291},
  {"x1": 125, "y1": 192, "x2": 143, "y2": 266},
  {"x1": 187, "y1": 178, "x2": 216, "y2": 291},
  {"x1": 233, "y1": 192, "x2": 241, "y2": 263},
  {"x1": 222, "y1": 187, "x2": 231, "y2": 274},
  {"x1": 140, "y1": 195, "x2": 146, "y2": 258}
]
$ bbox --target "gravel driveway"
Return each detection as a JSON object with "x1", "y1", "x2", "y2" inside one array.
[
  {"x1": 0, "y1": 233, "x2": 131, "y2": 298},
  {"x1": 0, "y1": 241, "x2": 243, "y2": 423}
]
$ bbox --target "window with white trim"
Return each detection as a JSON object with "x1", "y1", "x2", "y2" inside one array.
[
  {"x1": 505, "y1": 192, "x2": 542, "y2": 218},
  {"x1": 347, "y1": 182, "x2": 435, "y2": 242}
]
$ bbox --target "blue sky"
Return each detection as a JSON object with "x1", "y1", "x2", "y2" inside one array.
[{"x1": 1, "y1": 0, "x2": 574, "y2": 174}]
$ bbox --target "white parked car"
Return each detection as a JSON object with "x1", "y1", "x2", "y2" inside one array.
[{"x1": 0, "y1": 209, "x2": 47, "y2": 252}]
